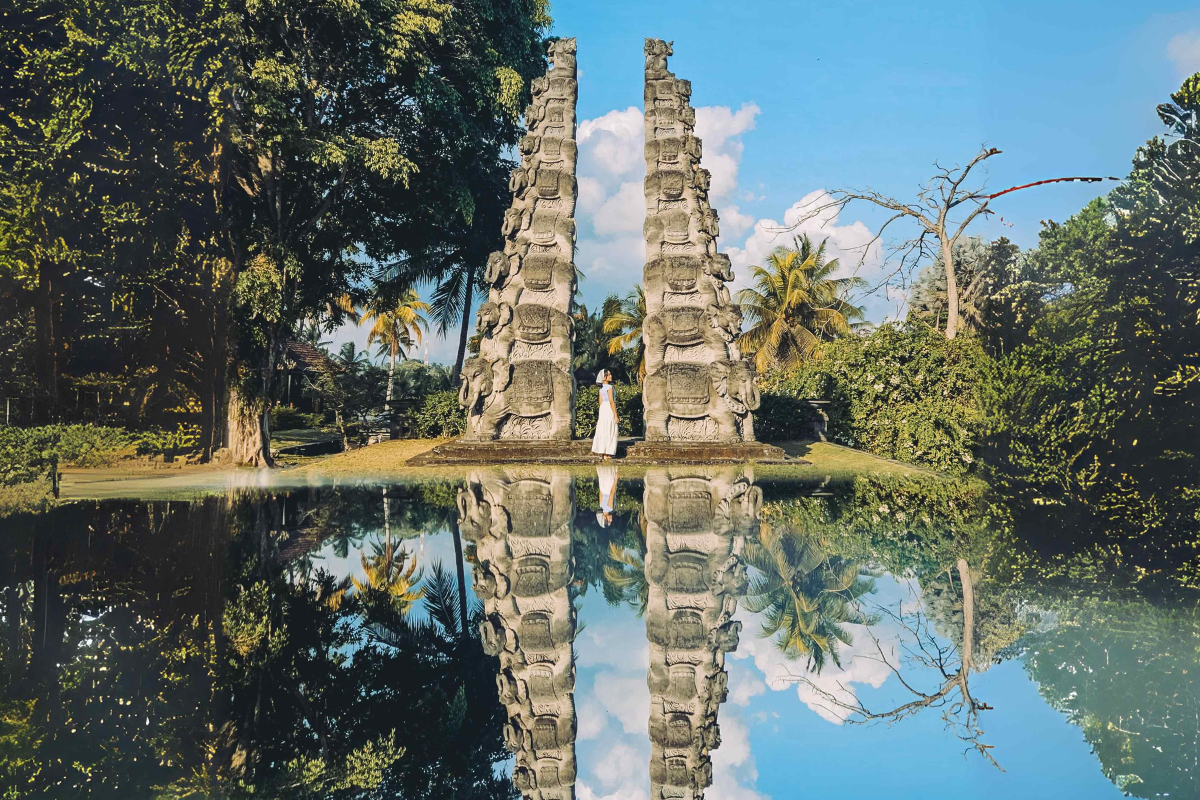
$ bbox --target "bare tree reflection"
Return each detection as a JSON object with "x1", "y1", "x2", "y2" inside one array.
[{"x1": 783, "y1": 559, "x2": 1001, "y2": 769}]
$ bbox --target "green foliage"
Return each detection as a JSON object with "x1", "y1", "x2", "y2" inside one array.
[
  {"x1": 737, "y1": 234, "x2": 866, "y2": 371},
  {"x1": 752, "y1": 392, "x2": 825, "y2": 443},
  {"x1": 411, "y1": 391, "x2": 465, "y2": 439},
  {"x1": 0, "y1": 423, "x2": 201, "y2": 485},
  {"x1": 764, "y1": 323, "x2": 986, "y2": 472},
  {"x1": 574, "y1": 384, "x2": 643, "y2": 438},
  {"x1": 270, "y1": 406, "x2": 324, "y2": 431}
]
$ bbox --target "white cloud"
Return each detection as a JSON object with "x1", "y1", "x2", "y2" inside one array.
[
  {"x1": 575, "y1": 102, "x2": 760, "y2": 302},
  {"x1": 726, "y1": 190, "x2": 902, "y2": 324},
  {"x1": 594, "y1": 181, "x2": 647, "y2": 236},
  {"x1": 732, "y1": 575, "x2": 921, "y2": 725},
  {"x1": 592, "y1": 671, "x2": 649, "y2": 735},
  {"x1": 1167, "y1": 30, "x2": 1200, "y2": 76},
  {"x1": 695, "y1": 104, "x2": 760, "y2": 202},
  {"x1": 708, "y1": 712, "x2": 768, "y2": 800}
]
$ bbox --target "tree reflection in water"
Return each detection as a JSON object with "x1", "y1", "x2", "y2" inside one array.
[{"x1": 1, "y1": 471, "x2": 1197, "y2": 799}]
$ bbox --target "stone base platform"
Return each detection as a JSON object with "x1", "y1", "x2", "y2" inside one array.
[
  {"x1": 623, "y1": 441, "x2": 790, "y2": 464},
  {"x1": 408, "y1": 439, "x2": 612, "y2": 466},
  {"x1": 408, "y1": 438, "x2": 793, "y2": 466}
]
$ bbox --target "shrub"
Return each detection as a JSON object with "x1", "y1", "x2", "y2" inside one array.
[
  {"x1": 412, "y1": 391, "x2": 466, "y2": 438},
  {"x1": 270, "y1": 406, "x2": 324, "y2": 430},
  {"x1": 575, "y1": 385, "x2": 643, "y2": 438},
  {"x1": 762, "y1": 323, "x2": 986, "y2": 472},
  {"x1": 752, "y1": 392, "x2": 825, "y2": 443},
  {"x1": 0, "y1": 423, "x2": 204, "y2": 486}
]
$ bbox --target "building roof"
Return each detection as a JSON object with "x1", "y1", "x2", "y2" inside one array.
[{"x1": 282, "y1": 340, "x2": 340, "y2": 373}]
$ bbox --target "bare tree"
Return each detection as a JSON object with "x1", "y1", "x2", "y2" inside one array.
[
  {"x1": 783, "y1": 148, "x2": 1120, "y2": 339},
  {"x1": 784, "y1": 148, "x2": 1001, "y2": 339},
  {"x1": 782, "y1": 559, "x2": 1001, "y2": 768}
]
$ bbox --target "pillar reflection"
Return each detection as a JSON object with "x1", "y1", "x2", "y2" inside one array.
[
  {"x1": 461, "y1": 467, "x2": 578, "y2": 800},
  {"x1": 643, "y1": 467, "x2": 761, "y2": 800}
]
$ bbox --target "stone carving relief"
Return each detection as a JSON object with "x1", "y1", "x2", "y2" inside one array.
[
  {"x1": 462, "y1": 38, "x2": 578, "y2": 441},
  {"x1": 643, "y1": 467, "x2": 760, "y2": 800},
  {"x1": 464, "y1": 467, "x2": 578, "y2": 800},
  {"x1": 641, "y1": 39, "x2": 759, "y2": 443}
]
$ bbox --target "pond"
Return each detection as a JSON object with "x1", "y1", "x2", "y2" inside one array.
[{"x1": 1, "y1": 466, "x2": 1195, "y2": 799}]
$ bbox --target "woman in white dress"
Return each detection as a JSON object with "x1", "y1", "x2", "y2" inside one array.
[
  {"x1": 595, "y1": 463, "x2": 618, "y2": 527},
  {"x1": 591, "y1": 369, "x2": 619, "y2": 459}
]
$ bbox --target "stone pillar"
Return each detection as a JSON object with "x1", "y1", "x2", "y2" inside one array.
[
  {"x1": 461, "y1": 38, "x2": 579, "y2": 441},
  {"x1": 464, "y1": 467, "x2": 578, "y2": 800},
  {"x1": 642, "y1": 466, "x2": 760, "y2": 799},
  {"x1": 641, "y1": 39, "x2": 759, "y2": 443}
]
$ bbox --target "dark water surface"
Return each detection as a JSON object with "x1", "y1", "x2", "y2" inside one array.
[{"x1": 2, "y1": 467, "x2": 1196, "y2": 799}]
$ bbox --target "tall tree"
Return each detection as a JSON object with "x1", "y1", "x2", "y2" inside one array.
[
  {"x1": 361, "y1": 288, "x2": 430, "y2": 431},
  {"x1": 736, "y1": 235, "x2": 866, "y2": 371},
  {"x1": 603, "y1": 286, "x2": 649, "y2": 383}
]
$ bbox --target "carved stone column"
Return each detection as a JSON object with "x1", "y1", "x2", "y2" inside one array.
[
  {"x1": 641, "y1": 39, "x2": 760, "y2": 444},
  {"x1": 460, "y1": 38, "x2": 579, "y2": 441},
  {"x1": 642, "y1": 466, "x2": 761, "y2": 800},
  {"x1": 464, "y1": 467, "x2": 578, "y2": 800}
]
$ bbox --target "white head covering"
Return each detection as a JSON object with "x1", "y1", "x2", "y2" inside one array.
[
  {"x1": 595, "y1": 369, "x2": 607, "y2": 385},
  {"x1": 595, "y1": 511, "x2": 611, "y2": 528}
]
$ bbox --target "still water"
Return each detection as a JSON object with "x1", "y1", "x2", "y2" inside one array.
[{"x1": 2, "y1": 466, "x2": 1195, "y2": 799}]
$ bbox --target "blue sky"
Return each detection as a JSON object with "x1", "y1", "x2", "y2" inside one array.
[{"x1": 335, "y1": 0, "x2": 1200, "y2": 363}]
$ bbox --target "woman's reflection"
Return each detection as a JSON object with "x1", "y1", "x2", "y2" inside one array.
[{"x1": 596, "y1": 463, "x2": 618, "y2": 528}]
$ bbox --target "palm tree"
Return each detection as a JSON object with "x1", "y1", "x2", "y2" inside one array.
[
  {"x1": 736, "y1": 235, "x2": 867, "y2": 371},
  {"x1": 743, "y1": 522, "x2": 877, "y2": 673},
  {"x1": 602, "y1": 287, "x2": 648, "y2": 383},
  {"x1": 351, "y1": 539, "x2": 424, "y2": 615},
  {"x1": 360, "y1": 289, "x2": 431, "y2": 429}
]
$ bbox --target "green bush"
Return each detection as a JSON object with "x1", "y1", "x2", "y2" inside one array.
[
  {"x1": 133, "y1": 424, "x2": 202, "y2": 457},
  {"x1": 575, "y1": 385, "x2": 643, "y2": 438},
  {"x1": 762, "y1": 323, "x2": 986, "y2": 472},
  {"x1": 270, "y1": 406, "x2": 324, "y2": 430},
  {"x1": 0, "y1": 424, "x2": 204, "y2": 486},
  {"x1": 411, "y1": 391, "x2": 466, "y2": 438},
  {"x1": 753, "y1": 392, "x2": 825, "y2": 442}
]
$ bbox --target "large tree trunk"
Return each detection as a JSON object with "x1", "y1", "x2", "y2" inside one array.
[
  {"x1": 451, "y1": 266, "x2": 477, "y2": 386},
  {"x1": 226, "y1": 388, "x2": 273, "y2": 467},
  {"x1": 942, "y1": 239, "x2": 960, "y2": 340},
  {"x1": 33, "y1": 262, "x2": 59, "y2": 423}
]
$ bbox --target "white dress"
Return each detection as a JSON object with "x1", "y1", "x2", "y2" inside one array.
[{"x1": 591, "y1": 384, "x2": 619, "y2": 455}]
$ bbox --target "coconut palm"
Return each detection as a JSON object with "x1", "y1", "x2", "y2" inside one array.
[
  {"x1": 736, "y1": 235, "x2": 867, "y2": 371},
  {"x1": 351, "y1": 539, "x2": 424, "y2": 615},
  {"x1": 743, "y1": 522, "x2": 877, "y2": 672},
  {"x1": 360, "y1": 289, "x2": 430, "y2": 418},
  {"x1": 602, "y1": 287, "x2": 648, "y2": 383}
]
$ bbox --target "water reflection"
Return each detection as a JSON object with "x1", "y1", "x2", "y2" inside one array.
[
  {"x1": 643, "y1": 467, "x2": 759, "y2": 799},
  {"x1": 461, "y1": 468, "x2": 579, "y2": 800},
  {"x1": 0, "y1": 474, "x2": 1195, "y2": 799}
]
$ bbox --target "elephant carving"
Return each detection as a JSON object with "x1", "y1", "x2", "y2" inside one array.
[
  {"x1": 642, "y1": 361, "x2": 760, "y2": 442},
  {"x1": 478, "y1": 302, "x2": 572, "y2": 370},
  {"x1": 457, "y1": 483, "x2": 500, "y2": 542},
  {"x1": 466, "y1": 359, "x2": 573, "y2": 441},
  {"x1": 480, "y1": 615, "x2": 508, "y2": 656},
  {"x1": 459, "y1": 356, "x2": 512, "y2": 439},
  {"x1": 643, "y1": 305, "x2": 739, "y2": 372},
  {"x1": 502, "y1": 206, "x2": 531, "y2": 238},
  {"x1": 644, "y1": 254, "x2": 734, "y2": 311},
  {"x1": 506, "y1": 253, "x2": 576, "y2": 308},
  {"x1": 708, "y1": 619, "x2": 742, "y2": 652},
  {"x1": 711, "y1": 555, "x2": 749, "y2": 597}
]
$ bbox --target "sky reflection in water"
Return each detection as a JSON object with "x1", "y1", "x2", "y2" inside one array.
[{"x1": 1, "y1": 467, "x2": 1192, "y2": 799}]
